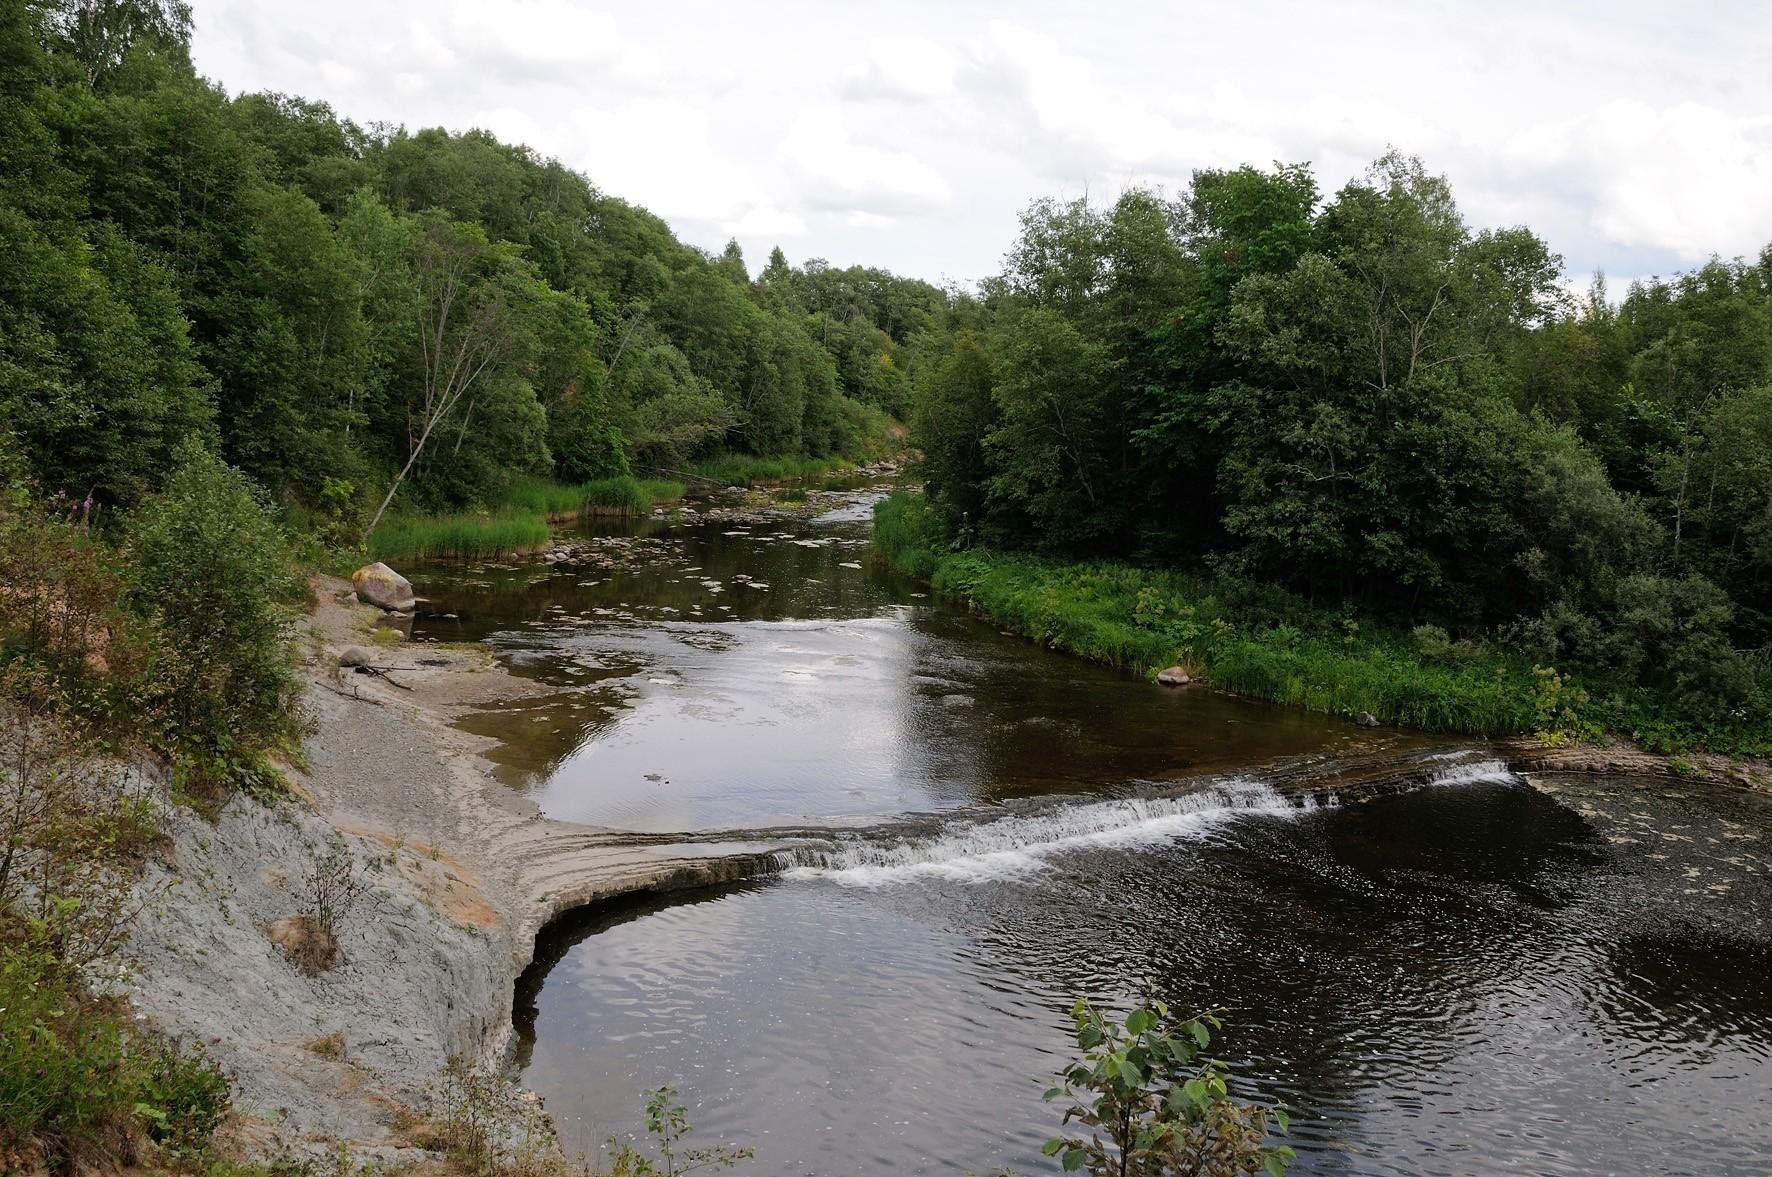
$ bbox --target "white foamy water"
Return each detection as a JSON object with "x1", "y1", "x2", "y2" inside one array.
[
  {"x1": 779, "y1": 779, "x2": 1319, "y2": 887},
  {"x1": 1425, "y1": 758, "x2": 1518, "y2": 787}
]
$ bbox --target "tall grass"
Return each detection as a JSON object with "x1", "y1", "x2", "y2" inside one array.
[
  {"x1": 368, "y1": 512, "x2": 551, "y2": 561},
  {"x1": 690, "y1": 453, "x2": 855, "y2": 488},
  {"x1": 873, "y1": 493, "x2": 1542, "y2": 737},
  {"x1": 368, "y1": 478, "x2": 688, "y2": 562},
  {"x1": 506, "y1": 476, "x2": 686, "y2": 518}
]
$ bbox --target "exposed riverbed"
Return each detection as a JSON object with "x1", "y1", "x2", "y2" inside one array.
[{"x1": 408, "y1": 485, "x2": 1772, "y2": 1177}]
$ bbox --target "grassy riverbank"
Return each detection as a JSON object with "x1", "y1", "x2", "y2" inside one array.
[
  {"x1": 874, "y1": 494, "x2": 1771, "y2": 754},
  {"x1": 688, "y1": 453, "x2": 856, "y2": 488},
  {"x1": 369, "y1": 477, "x2": 687, "y2": 561},
  {"x1": 506, "y1": 475, "x2": 686, "y2": 519}
]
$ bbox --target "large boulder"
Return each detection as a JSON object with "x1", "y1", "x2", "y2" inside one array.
[
  {"x1": 1156, "y1": 666, "x2": 1192, "y2": 687},
  {"x1": 351, "y1": 562, "x2": 415, "y2": 612}
]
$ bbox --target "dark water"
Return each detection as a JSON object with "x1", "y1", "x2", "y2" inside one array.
[{"x1": 411, "y1": 491, "x2": 1772, "y2": 1176}]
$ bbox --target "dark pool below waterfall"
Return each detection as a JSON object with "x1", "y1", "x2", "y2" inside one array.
[{"x1": 411, "y1": 487, "x2": 1772, "y2": 1177}]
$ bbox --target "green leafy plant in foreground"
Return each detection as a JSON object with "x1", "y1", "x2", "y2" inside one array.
[
  {"x1": 1043, "y1": 995, "x2": 1293, "y2": 1177},
  {"x1": 605, "y1": 1084, "x2": 752, "y2": 1177}
]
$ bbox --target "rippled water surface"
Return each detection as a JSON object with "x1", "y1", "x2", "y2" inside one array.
[{"x1": 412, "y1": 489, "x2": 1772, "y2": 1177}]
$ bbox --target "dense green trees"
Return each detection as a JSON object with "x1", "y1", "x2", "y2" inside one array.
[
  {"x1": 905, "y1": 155, "x2": 1771, "y2": 747},
  {"x1": 0, "y1": 0, "x2": 932, "y2": 531}
]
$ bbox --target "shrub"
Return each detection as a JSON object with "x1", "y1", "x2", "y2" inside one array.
[
  {"x1": 124, "y1": 444, "x2": 303, "y2": 777},
  {"x1": 0, "y1": 676, "x2": 159, "y2": 971},
  {"x1": 0, "y1": 945, "x2": 132, "y2": 1166},
  {"x1": 0, "y1": 947, "x2": 229, "y2": 1169},
  {"x1": 1042, "y1": 995, "x2": 1293, "y2": 1177},
  {"x1": 133, "y1": 1040, "x2": 232, "y2": 1162},
  {"x1": 283, "y1": 845, "x2": 368, "y2": 975},
  {"x1": 604, "y1": 1085, "x2": 752, "y2": 1177}
]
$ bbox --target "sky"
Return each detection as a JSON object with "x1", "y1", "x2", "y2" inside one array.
[{"x1": 190, "y1": 0, "x2": 1772, "y2": 290}]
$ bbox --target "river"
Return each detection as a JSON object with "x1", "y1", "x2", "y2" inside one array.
[{"x1": 410, "y1": 483, "x2": 1772, "y2": 1177}]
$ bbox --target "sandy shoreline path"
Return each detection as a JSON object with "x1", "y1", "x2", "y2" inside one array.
[{"x1": 121, "y1": 575, "x2": 789, "y2": 1159}]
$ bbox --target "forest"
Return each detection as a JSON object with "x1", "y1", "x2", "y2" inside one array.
[
  {"x1": 0, "y1": 0, "x2": 938, "y2": 530},
  {"x1": 3, "y1": 0, "x2": 1769, "y2": 755},
  {"x1": 888, "y1": 158, "x2": 1772, "y2": 753}
]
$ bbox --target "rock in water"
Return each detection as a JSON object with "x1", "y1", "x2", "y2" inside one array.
[
  {"x1": 1355, "y1": 710, "x2": 1379, "y2": 727},
  {"x1": 351, "y1": 562, "x2": 415, "y2": 612},
  {"x1": 1157, "y1": 666, "x2": 1192, "y2": 687}
]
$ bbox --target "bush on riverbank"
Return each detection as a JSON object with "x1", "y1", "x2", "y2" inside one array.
[
  {"x1": 1044, "y1": 996, "x2": 1293, "y2": 1177},
  {"x1": 2, "y1": 448, "x2": 305, "y2": 788},
  {"x1": 0, "y1": 690, "x2": 233, "y2": 1170},
  {"x1": 0, "y1": 946, "x2": 232, "y2": 1171},
  {"x1": 874, "y1": 492, "x2": 1771, "y2": 751}
]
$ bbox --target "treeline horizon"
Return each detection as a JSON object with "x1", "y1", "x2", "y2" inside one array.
[{"x1": 4, "y1": 1, "x2": 1769, "y2": 749}]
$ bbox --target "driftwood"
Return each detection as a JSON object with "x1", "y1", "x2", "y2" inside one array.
[{"x1": 349, "y1": 664, "x2": 414, "y2": 691}]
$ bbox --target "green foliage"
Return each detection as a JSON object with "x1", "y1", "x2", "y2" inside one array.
[
  {"x1": 604, "y1": 1085, "x2": 753, "y2": 1177},
  {"x1": 2, "y1": 5, "x2": 919, "y2": 552},
  {"x1": 878, "y1": 527, "x2": 1547, "y2": 737},
  {"x1": 901, "y1": 153, "x2": 1772, "y2": 755},
  {"x1": 133, "y1": 1039, "x2": 232, "y2": 1161},
  {"x1": 689, "y1": 452, "x2": 854, "y2": 489},
  {"x1": 124, "y1": 443, "x2": 303, "y2": 774},
  {"x1": 373, "y1": 476, "x2": 681, "y2": 561},
  {"x1": 872, "y1": 492, "x2": 946, "y2": 580},
  {"x1": 1042, "y1": 995, "x2": 1293, "y2": 1177},
  {"x1": 367, "y1": 511, "x2": 551, "y2": 562},
  {"x1": 0, "y1": 965, "x2": 229, "y2": 1169},
  {"x1": 577, "y1": 476, "x2": 652, "y2": 515}
]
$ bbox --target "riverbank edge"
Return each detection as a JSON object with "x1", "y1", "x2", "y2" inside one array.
[{"x1": 872, "y1": 503, "x2": 1772, "y2": 790}]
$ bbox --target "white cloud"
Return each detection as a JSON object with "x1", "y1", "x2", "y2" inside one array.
[
  {"x1": 844, "y1": 37, "x2": 959, "y2": 102},
  {"x1": 1505, "y1": 101, "x2": 1772, "y2": 259},
  {"x1": 777, "y1": 108, "x2": 954, "y2": 214}
]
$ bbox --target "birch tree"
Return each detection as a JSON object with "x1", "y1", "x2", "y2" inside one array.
[{"x1": 366, "y1": 216, "x2": 515, "y2": 536}]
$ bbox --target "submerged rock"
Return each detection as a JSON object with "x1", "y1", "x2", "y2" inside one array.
[
  {"x1": 352, "y1": 561, "x2": 416, "y2": 612},
  {"x1": 1157, "y1": 666, "x2": 1192, "y2": 687}
]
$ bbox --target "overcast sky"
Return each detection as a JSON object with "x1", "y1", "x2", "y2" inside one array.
[{"x1": 191, "y1": 0, "x2": 1772, "y2": 290}]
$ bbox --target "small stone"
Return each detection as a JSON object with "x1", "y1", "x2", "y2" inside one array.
[
  {"x1": 339, "y1": 646, "x2": 375, "y2": 668},
  {"x1": 1156, "y1": 666, "x2": 1192, "y2": 687}
]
